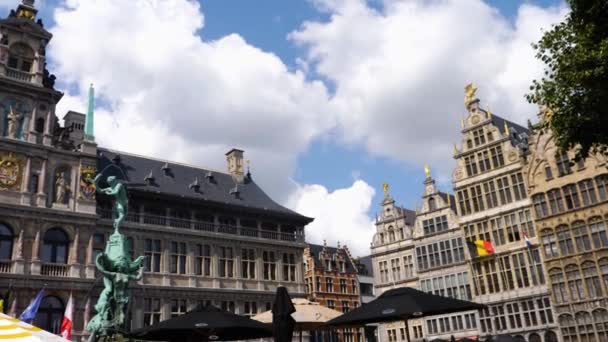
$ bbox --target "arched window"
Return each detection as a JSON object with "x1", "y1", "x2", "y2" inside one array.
[
  {"x1": 576, "y1": 311, "x2": 594, "y2": 342},
  {"x1": 7, "y1": 42, "x2": 34, "y2": 72},
  {"x1": 428, "y1": 198, "x2": 436, "y2": 211},
  {"x1": 34, "y1": 296, "x2": 64, "y2": 334},
  {"x1": 388, "y1": 228, "x2": 395, "y2": 243},
  {"x1": 600, "y1": 259, "x2": 608, "y2": 294},
  {"x1": 589, "y1": 217, "x2": 608, "y2": 249},
  {"x1": 557, "y1": 225, "x2": 575, "y2": 256},
  {"x1": 573, "y1": 221, "x2": 592, "y2": 253},
  {"x1": 35, "y1": 118, "x2": 44, "y2": 133},
  {"x1": 41, "y1": 228, "x2": 69, "y2": 264},
  {"x1": 541, "y1": 229, "x2": 559, "y2": 259},
  {"x1": 565, "y1": 265, "x2": 585, "y2": 301},
  {"x1": 0, "y1": 223, "x2": 13, "y2": 260},
  {"x1": 593, "y1": 309, "x2": 608, "y2": 341},
  {"x1": 379, "y1": 233, "x2": 384, "y2": 244},
  {"x1": 596, "y1": 174, "x2": 608, "y2": 201},
  {"x1": 549, "y1": 268, "x2": 568, "y2": 304},
  {"x1": 528, "y1": 333, "x2": 541, "y2": 342},
  {"x1": 559, "y1": 314, "x2": 577, "y2": 342},
  {"x1": 583, "y1": 262, "x2": 603, "y2": 299},
  {"x1": 466, "y1": 139, "x2": 473, "y2": 149},
  {"x1": 544, "y1": 330, "x2": 558, "y2": 342}
]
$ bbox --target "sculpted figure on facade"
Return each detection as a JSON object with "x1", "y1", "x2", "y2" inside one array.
[
  {"x1": 54, "y1": 172, "x2": 68, "y2": 203},
  {"x1": 6, "y1": 106, "x2": 22, "y2": 138}
]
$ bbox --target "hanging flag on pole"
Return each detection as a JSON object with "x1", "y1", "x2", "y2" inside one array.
[
  {"x1": 59, "y1": 293, "x2": 73, "y2": 339},
  {"x1": 523, "y1": 230, "x2": 534, "y2": 248},
  {"x1": 466, "y1": 239, "x2": 495, "y2": 257},
  {"x1": 19, "y1": 289, "x2": 45, "y2": 323}
]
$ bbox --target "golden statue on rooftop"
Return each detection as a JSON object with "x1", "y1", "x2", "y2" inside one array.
[
  {"x1": 382, "y1": 183, "x2": 389, "y2": 196},
  {"x1": 464, "y1": 83, "x2": 478, "y2": 106},
  {"x1": 424, "y1": 164, "x2": 431, "y2": 178}
]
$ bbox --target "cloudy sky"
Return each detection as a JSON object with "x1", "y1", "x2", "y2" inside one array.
[{"x1": 2, "y1": 0, "x2": 568, "y2": 256}]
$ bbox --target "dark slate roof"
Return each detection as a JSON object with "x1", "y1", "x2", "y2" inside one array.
[
  {"x1": 355, "y1": 255, "x2": 374, "y2": 277},
  {"x1": 397, "y1": 206, "x2": 416, "y2": 226},
  {"x1": 307, "y1": 243, "x2": 357, "y2": 273},
  {"x1": 479, "y1": 109, "x2": 531, "y2": 155},
  {"x1": 97, "y1": 148, "x2": 312, "y2": 223}
]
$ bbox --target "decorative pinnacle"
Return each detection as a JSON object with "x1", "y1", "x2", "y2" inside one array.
[
  {"x1": 85, "y1": 83, "x2": 95, "y2": 141},
  {"x1": 486, "y1": 105, "x2": 492, "y2": 119},
  {"x1": 504, "y1": 121, "x2": 510, "y2": 135},
  {"x1": 460, "y1": 118, "x2": 465, "y2": 129}
]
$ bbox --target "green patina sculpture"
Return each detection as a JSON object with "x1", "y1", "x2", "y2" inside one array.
[{"x1": 87, "y1": 174, "x2": 145, "y2": 341}]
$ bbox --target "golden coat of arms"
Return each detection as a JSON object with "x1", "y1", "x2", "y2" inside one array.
[
  {"x1": 80, "y1": 166, "x2": 97, "y2": 199},
  {"x1": 0, "y1": 153, "x2": 22, "y2": 190}
]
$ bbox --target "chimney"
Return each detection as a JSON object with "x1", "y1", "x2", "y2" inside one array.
[{"x1": 225, "y1": 148, "x2": 244, "y2": 182}]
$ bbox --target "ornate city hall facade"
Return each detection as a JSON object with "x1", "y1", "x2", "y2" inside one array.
[
  {"x1": 413, "y1": 167, "x2": 479, "y2": 340},
  {"x1": 0, "y1": 1, "x2": 312, "y2": 340},
  {"x1": 526, "y1": 109, "x2": 608, "y2": 342},
  {"x1": 452, "y1": 87, "x2": 559, "y2": 341}
]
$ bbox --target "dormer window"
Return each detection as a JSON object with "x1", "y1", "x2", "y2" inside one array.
[
  {"x1": 428, "y1": 197, "x2": 436, "y2": 211},
  {"x1": 7, "y1": 42, "x2": 34, "y2": 72}
]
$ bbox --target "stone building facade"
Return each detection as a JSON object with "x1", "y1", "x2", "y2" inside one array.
[
  {"x1": 452, "y1": 86, "x2": 559, "y2": 341},
  {"x1": 370, "y1": 187, "x2": 423, "y2": 342},
  {"x1": 0, "y1": 2, "x2": 312, "y2": 340},
  {"x1": 526, "y1": 109, "x2": 608, "y2": 342},
  {"x1": 413, "y1": 167, "x2": 479, "y2": 340}
]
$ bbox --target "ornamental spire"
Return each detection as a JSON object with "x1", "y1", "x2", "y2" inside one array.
[{"x1": 85, "y1": 84, "x2": 95, "y2": 141}]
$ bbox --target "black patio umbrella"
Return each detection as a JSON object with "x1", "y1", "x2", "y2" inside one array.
[
  {"x1": 272, "y1": 286, "x2": 296, "y2": 342},
  {"x1": 488, "y1": 336, "x2": 520, "y2": 342},
  {"x1": 129, "y1": 305, "x2": 273, "y2": 341},
  {"x1": 430, "y1": 339, "x2": 449, "y2": 342},
  {"x1": 328, "y1": 287, "x2": 486, "y2": 342}
]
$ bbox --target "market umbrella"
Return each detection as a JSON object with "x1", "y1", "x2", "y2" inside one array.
[
  {"x1": 0, "y1": 313, "x2": 70, "y2": 342},
  {"x1": 488, "y1": 336, "x2": 520, "y2": 342},
  {"x1": 328, "y1": 287, "x2": 485, "y2": 342},
  {"x1": 253, "y1": 298, "x2": 342, "y2": 330},
  {"x1": 272, "y1": 287, "x2": 296, "y2": 342},
  {"x1": 129, "y1": 305, "x2": 273, "y2": 341}
]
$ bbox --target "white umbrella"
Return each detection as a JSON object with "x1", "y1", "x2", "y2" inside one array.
[
  {"x1": 253, "y1": 298, "x2": 343, "y2": 330},
  {"x1": 0, "y1": 313, "x2": 70, "y2": 342}
]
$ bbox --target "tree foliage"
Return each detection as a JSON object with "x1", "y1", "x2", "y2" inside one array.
[{"x1": 526, "y1": 1, "x2": 608, "y2": 160}]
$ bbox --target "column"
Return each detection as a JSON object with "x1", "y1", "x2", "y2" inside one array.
[
  {"x1": 20, "y1": 157, "x2": 31, "y2": 205},
  {"x1": 43, "y1": 105, "x2": 53, "y2": 146},
  {"x1": 235, "y1": 243, "x2": 242, "y2": 289},
  {"x1": 12, "y1": 229, "x2": 24, "y2": 274},
  {"x1": 212, "y1": 245, "x2": 219, "y2": 288},
  {"x1": 31, "y1": 230, "x2": 41, "y2": 275},
  {"x1": 85, "y1": 233, "x2": 95, "y2": 279},
  {"x1": 36, "y1": 159, "x2": 47, "y2": 206},
  {"x1": 188, "y1": 243, "x2": 196, "y2": 288},
  {"x1": 68, "y1": 165, "x2": 77, "y2": 209},
  {"x1": 69, "y1": 229, "x2": 81, "y2": 277},
  {"x1": 162, "y1": 240, "x2": 170, "y2": 286},
  {"x1": 83, "y1": 297, "x2": 91, "y2": 329},
  {"x1": 256, "y1": 247, "x2": 263, "y2": 291}
]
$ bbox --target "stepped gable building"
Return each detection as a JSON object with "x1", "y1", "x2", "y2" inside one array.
[
  {"x1": 0, "y1": 1, "x2": 313, "y2": 340},
  {"x1": 370, "y1": 185, "x2": 423, "y2": 342},
  {"x1": 526, "y1": 108, "x2": 608, "y2": 342},
  {"x1": 453, "y1": 84, "x2": 559, "y2": 341},
  {"x1": 413, "y1": 166, "x2": 479, "y2": 340}
]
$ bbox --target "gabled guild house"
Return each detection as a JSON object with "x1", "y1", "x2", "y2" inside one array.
[{"x1": 0, "y1": 1, "x2": 313, "y2": 340}]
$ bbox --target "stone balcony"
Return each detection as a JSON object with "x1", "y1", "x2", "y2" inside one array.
[
  {"x1": 5, "y1": 67, "x2": 33, "y2": 83},
  {"x1": 97, "y1": 209, "x2": 305, "y2": 243}
]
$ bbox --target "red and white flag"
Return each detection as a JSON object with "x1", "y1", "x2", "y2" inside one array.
[{"x1": 59, "y1": 293, "x2": 73, "y2": 339}]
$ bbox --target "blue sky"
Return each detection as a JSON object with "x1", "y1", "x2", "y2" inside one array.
[{"x1": 197, "y1": 0, "x2": 563, "y2": 213}]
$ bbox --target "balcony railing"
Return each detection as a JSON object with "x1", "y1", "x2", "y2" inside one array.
[
  {"x1": 0, "y1": 260, "x2": 11, "y2": 273},
  {"x1": 97, "y1": 209, "x2": 303, "y2": 242},
  {"x1": 5, "y1": 68, "x2": 32, "y2": 82},
  {"x1": 41, "y1": 263, "x2": 70, "y2": 277}
]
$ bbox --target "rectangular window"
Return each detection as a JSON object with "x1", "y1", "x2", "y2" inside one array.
[
  {"x1": 563, "y1": 184, "x2": 581, "y2": 209},
  {"x1": 597, "y1": 175, "x2": 608, "y2": 201},
  {"x1": 533, "y1": 194, "x2": 549, "y2": 218},
  {"x1": 282, "y1": 253, "x2": 296, "y2": 282},
  {"x1": 171, "y1": 299, "x2": 187, "y2": 318},
  {"x1": 579, "y1": 179, "x2": 598, "y2": 206},
  {"x1": 145, "y1": 239, "x2": 161, "y2": 273},
  {"x1": 403, "y1": 255, "x2": 414, "y2": 279},
  {"x1": 170, "y1": 242, "x2": 187, "y2": 274},
  {"x1": 326, "y1": 278, "x2": 333, "y2": 292},
  {"x1": 497, "y1": 176, "x2": 512, "y2": 205},
  {"x1": 470, "y1": 184, "x2": 484, "y2": 212},
  {"x1": 473, "y1": 128, "x2": 486, "y2": 146},
  {"x1": 340, "y1": 279, "x2": 347, "y2": 293},
  {"x1": 263, "y1": 251, "x2": 277, "y2": 280},
  {"x1": 547, "y1": 189, "x2": 565, "y2": 215},
  {"x1": 506, "y1": 303, "x2": 522, "y2": 329},
  {"x1": 457, "y1": 189, "x2": 472, "y2": 216},
  {"x1": 241, "y1": 248, "x2": 256, "y2": 279},
  {"x1": 490, "y1": 146, "x2": 505, "y2": 168},
  {"x1": 545, "y1": 166, "x2": 553, "y2": 180},
  {"x1": 464, "y1": 155, "x2": 478, "y2": 177},
  {"x1": 379, "y1": 260, "x2": 389, "y2": 283},
  {"x1": 477, "y1": 150, "x2": 491, "y2": 172},
  {"x1": 327, "y1": 299, "x2": 335, "y2": 309},
  {"x1": 195, "y1": 244, "x2": 211, "y2": 276},
  {"x1": 221, "y1": 301, "x2": 235, "y2": 313},
  {"x1": 483, "y1": 181, "x2": 498, "y2": 209},
  {"x1": 243, "y1": 302, "x2": 257, "y2": 317},
  {"x1": 219, "y1": 246, "x2": 234, "y2": 278},
  {"x1": 556, "y1": 152, "x2": 571, "y2": 176},
  {"x1": 143, "y1": 298, "x2": 161, "y2": 327},
  {"x1": 510, "y1": 173, "x2": 526, "y2": 201},
  {"x1": 341, "y1": 301, "x2": 349, "y2": 313},
  {"x1": 504, "y1": 213, "x2": 521, "y2": 243},
  {"x1": 490, "y1": 217, "x2": 506, "y2": 246},
  {"x1": 391, "y1": 258, "x2": 401, "y2": 281},
  {"x1": 499, "y1": 256, "x2": 514, "y2": 290}
]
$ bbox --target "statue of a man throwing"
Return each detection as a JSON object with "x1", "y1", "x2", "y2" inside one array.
[{"x1": 93, "y1": 174, "x2": 128, "y2": 234}]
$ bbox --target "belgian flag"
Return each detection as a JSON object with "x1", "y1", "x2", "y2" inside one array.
[{"x1": 466, "y1": 239, "x2": 495, "y2": 258}]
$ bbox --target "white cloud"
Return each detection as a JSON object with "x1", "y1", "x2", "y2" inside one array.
[
  {"x1": 290, "y1": 0, "x2": 569, "y2": 179},
  {"x1": 287, "y1": 180, "x2": 376, "y2": 256},
  {"x1": 48, "y1": 0, "x2": 333, "y2": 203}
]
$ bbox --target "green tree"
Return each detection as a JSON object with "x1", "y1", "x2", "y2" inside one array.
[{"x1": 526, "y1": 1, "x2": 608, "y2": 160}]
